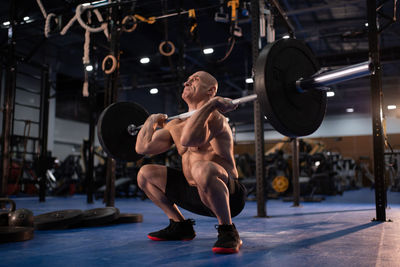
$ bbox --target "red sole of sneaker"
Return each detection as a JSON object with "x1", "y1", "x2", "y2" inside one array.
[
  {"x1": 147, "y1": 235, "x2": 195, "y2": 241},
  {"x1": 147, "y1": 235, "x2": 166, "y2": 241},
  {"x1": 212, "y1": 240, "x2": 243, "y2": 254},
  {"x1": 212, "y1": 247, "x2": 239, "y2": 254}
]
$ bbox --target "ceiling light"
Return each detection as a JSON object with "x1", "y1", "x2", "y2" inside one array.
[
  {"x1": 326, "y1": 91, "x2": 335, "y2": 97},
  {"x1": 150, "y1": 88, "x2": 158, "y2": 94},
  {"x1": 387, "y1": 105, "x2": 397, "y2": 110},
  {"x1": 346, "y1": 108, "x2": 354, "y2": 113},
  {"x1": 140, "y1": 57, "x2": 150, "y2": 64},
  {"x1": 282, "y1": 34, "x2": 290, "y2": 39},
  {"x1": 365, "y1": 22, "x2": 368, "y2": 27},
  {"x1": 23, "y1": 16, "x2": 30, "y2": 21},
  {"x1": 245, "y1": 78, "x2": 254, "y2": 84},
  {"x1": 85, "y1": 65, "x2": 93, "y2": 72},
  {"x1": 3, "y1": 21, "x2": 10, "y2": 26},
  {"x1": 203, "y1": 48, "x2": 214, "y2": 54}
]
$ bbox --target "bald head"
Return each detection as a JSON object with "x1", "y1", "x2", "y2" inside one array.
[
  {"x1": 181, "y1": 71, "x2": 219, "y2": 106},
  {"x1": 196, "y1": 71, "x2": 218, "y2": 96}
]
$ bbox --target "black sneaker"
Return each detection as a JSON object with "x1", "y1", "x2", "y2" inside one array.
[
  {"x1": 212, "y1": 224, "x2": 242, "y2": 254},
  {"x1": 147, "y1": 219, "x2": 196, "y2": 241}
]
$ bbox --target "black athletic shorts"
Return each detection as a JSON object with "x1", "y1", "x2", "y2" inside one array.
[{"x1": 165, "y1": 167, "x2": 247, "y2": 218}]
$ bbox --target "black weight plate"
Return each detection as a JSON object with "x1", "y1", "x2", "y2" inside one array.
[
  {"x1": 79, "y1": 207, "x2": 120, "y2": 227},
  {"x1": 34, "y1": 209, "x2": 83, "y2": 230},
  {"x1": 97, "y1": 102, "x2": 149, "y2": 162},
  {"x1": 0, "y1": 226, "x2": 34, "y2": 243},
  {"x1": 255, "y1": 38, "x2": 326, "y2": 137},
  {"x1": 112, "y1": 213, "x2": 143, "y2": 224}
]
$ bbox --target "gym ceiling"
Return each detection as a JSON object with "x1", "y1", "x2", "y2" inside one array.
[{"x1": 0, "y1": 0, "x2": 399, "y2": 125}]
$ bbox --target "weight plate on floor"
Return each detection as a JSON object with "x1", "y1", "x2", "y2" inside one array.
[
  {"x1": 113, "y1": 213, "x2": 143, "y2": 224},
  {"x1": 34, "y1": 209, "x2": 83, "y2": 230},
  {"x1": 255, "y1": 38, "x2": 326, "y2": 137},
  {"x1": 79, "y1": 207, "x2": 120, "y2": 227},
  {"x1": 97, "y1": 102, "x2": 149, "y2": 162},
  {"x1": 0, "y1": 226, "x2": 34, "y2": 243}
]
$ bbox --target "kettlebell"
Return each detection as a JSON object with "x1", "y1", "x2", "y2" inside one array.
[
  {"x1": 9, "y1": 208, "x2": 34, "y2": 227},
  {"x1": 0, "y1": 198, "x2": 16, "y2": 226}
]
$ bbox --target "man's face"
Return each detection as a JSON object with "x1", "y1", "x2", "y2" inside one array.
[{"x1": 182, "y1": 73, "x2": 204, "y2": 102}]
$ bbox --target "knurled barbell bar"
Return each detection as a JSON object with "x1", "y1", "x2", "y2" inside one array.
[
  {"x1": 97, "y1": 38, "x2": 373, "y2": 161},
  {"x1": 126, "y1": 94, "x2": 258, "y2": 135}
]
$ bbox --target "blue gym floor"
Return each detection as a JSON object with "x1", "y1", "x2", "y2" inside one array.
[{"x1": 2, "y1": 188, "x2": 400, "y2": 267}]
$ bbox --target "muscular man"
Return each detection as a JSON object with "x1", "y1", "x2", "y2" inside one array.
[{"x1": 135, "y1": 71, "x2": 246, "y2": 254}]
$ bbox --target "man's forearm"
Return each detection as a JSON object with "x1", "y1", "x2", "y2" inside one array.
[{"x1": 136, "y1": 120, "x2": 157, "y2": 153}]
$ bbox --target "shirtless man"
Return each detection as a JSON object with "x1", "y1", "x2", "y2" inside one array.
[{"x1": 135, "y1": 71, "x2": 246, "y2": 254}]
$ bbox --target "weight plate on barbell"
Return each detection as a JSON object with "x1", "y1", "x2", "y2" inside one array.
[
  {"x1": 255, "y1": 38, "x2": 327, "y2": 137},
  {"x1": 97, "y1": 102, "x2": 149, "y2": 162}
]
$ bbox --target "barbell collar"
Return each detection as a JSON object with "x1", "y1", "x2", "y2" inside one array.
[
  {"x1": 127, "y1": 124, "x2": 138, "y2": 136},
  {"x1": 296, "y1": 61, "x2": 372, "y2": 92}
]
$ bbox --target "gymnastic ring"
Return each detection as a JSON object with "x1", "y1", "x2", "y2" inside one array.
[
  {"x1": 102, "y1": 55, "x2": 117, "y2": 75},
  {"x1": 158, "y1": 41, "x2": 175, "y2": 56},
  {"x1": 76, "y1": 4, "x2": 104, "y2": 33},
  {"x1": 122, "y1": 15, "x2": 137, "y2": 33}
]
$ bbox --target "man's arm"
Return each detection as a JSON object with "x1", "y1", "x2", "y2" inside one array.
[
  {"x1": 181, "y1": 97, "x2": 236, "y2": 147},
  {"x1": 135, "y1": 114, "x2": 173, "y2": 155}
]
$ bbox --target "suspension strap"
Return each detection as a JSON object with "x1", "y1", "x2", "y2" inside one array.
[{"x1": 134, "y1": 14, "x2": 156, "y2": 24}]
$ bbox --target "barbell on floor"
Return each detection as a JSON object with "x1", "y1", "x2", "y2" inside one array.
[{"x1": 97, "y1": 38, "x2": 373, "y2": 161}]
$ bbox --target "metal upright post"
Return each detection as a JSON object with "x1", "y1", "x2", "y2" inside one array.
[
  {"x1": 104, "y1": 4, "x2": 121, "y2": 207},
  {"x1": 291, "y1": 138, "x2": 300, "y2": 206},
  {"x1": 86, "y1": 78, "x2": 96, "y2": 204},
  {"x1": 367, "y1": 0, "x2": 386, "y2": 221},
  {"x1": 38, "y1": 66, "x2": 50, "y2": 202},
  {"x1": 252, "y1": 0, "x2": 266, "y2": 217},
  {"x1": 1, "y1": 0, "x2": 17, "y2": 196},
  {"x1": 177, "y1": 0, "x2": 186, "y2": 113},
  {"x1": 0, "y1": 62, "x2": 3, "y2": 111}
]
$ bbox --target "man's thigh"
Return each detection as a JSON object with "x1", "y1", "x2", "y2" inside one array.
[{"x1": 165, "y1": 167, "x2": 215, "y2": 217}]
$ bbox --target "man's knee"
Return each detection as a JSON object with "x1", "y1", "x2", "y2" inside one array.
[
  {"x1": 137, "y1": 164, "x2": 167, "y2": 190},
  {"x1": 137, "y1": 164, "x2": 157, "y2": 188}
]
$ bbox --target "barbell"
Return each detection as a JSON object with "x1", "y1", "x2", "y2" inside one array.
[{"x1": 97, "y1": 38, "x2": 372, "y2": 161}]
